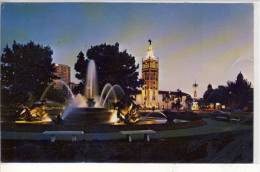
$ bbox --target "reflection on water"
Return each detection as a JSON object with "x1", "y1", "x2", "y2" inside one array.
[
  {"x1": 113, "y1": 116, "x2": 190, "y2": 125},
  {"x1": 15, "y1": 116, "x2": 52, "y2": 124},
  {"x1": 15, "y1": 120, "x2": 52, "y2": 124},
  {"x1": 173, "y1": 119, "x2": 189, "y2": 123},
  {"x1": 109, "y1": 110, "x2": 118, "y2": 123},
  {"x1": 138, "y1": 118, "x2": 167, "y2": 125}
]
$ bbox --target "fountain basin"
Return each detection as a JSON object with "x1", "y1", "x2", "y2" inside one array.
[{"x1": 63, "y1": 107, "x2": 114, "y2": 125}]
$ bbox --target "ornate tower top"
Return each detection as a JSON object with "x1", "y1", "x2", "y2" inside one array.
[{"x1": 146, "y1": 39, "x2": 156, "y2": 59}]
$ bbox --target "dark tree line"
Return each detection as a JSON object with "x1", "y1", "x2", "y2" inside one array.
[
  {"x1": 74, "y1": 43, "x2": 143, "y2": 97},
  {"x1": 203, "y1": 72, "x2": 253, "y2": 111},
  {"x1": 1, "y1": 41, "x2": 57, "y2": 106}
]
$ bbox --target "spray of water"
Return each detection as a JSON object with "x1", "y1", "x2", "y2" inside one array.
[
  {"x1": 99, "y1": 83, "x2": 113, "y2": 105},
  {"x1": 102, "y1": 84, "x2": 125, "y2": 107},
  {"x1": 61, "y1": 60, "x2": 125, "y2": 120},
  {"x1": 85, "y1": 60, "x2": 98, "y2": 101},
  {"x1": 40, "y1": 79, "x2": 75, "y2": 101}
]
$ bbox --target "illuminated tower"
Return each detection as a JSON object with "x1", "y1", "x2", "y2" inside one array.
[
  {"x1": 141, "y1": 40, "x2": 159, "y2": 109},
  {"x1": 191, "y1": 81, "x2": 199, "y2": 111}
]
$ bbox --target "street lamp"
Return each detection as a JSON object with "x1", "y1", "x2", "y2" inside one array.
[
  {"x1": 229, "y1": 91, "x2": 232, "y2": 111},
  {"x1": 192, "y1": 81, "x2": 198, "y2": 99}
]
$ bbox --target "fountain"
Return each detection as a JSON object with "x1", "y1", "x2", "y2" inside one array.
[
  {"x1": 62, "y1": 59, "x2": 126, "y2": 125},
  {"x1": 40, "y1": 79, "x2": 75, "y2": 101},
  {"x1": 15, "y1": 59, "x2": 178, "y2": 126},
  {"x1": 15, "y1": 79, "x2": 74, "y2": 124},
  {"x1": 16, "y1": 59, "x2": 129, "y2": 125},
  {"x1": 85, "y1": 59, "x2": 98, "y2": 107}
]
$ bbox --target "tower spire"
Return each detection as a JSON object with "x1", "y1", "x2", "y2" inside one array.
[{"x1": 146, "y1": 39, "x2": 154, "y2": 59}]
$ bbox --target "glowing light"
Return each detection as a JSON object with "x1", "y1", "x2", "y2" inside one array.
[
  {"x1": 109, "y1": 110, "x2": 118, "y2": 123},
  {"x1": 216, "y1": 102, "x2": 222, "y2": 109},
  {"x1": 15, "y1": 117, "x2": 52, "y2": 124},
  {"x1": 15, "y1": 106, "x2": 52, "y2": 124},
  {"x1": 191, "y1": 101, "x2": 199, "y2": 111}
]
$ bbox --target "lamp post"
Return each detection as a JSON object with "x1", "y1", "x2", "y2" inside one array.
[
  {"x1": 229, "y1": 91, "x2": 232, "y2": 112},
  {"x1": 192, "y1": 81, "x2": 198, "y2": 100}
]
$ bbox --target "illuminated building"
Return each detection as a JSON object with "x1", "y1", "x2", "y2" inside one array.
[
  {"x1": 158, "y1": 91, "x2": 192, "y2": 110},
  {"x1": 191, "y1": 81, "x2": 200, "y2": 111},
  {"x1": 54, "y1": 64, "x2": 71, "y2": 84},
  {"x1": 135, "y1": 40, "x2": 192, "y2": 110},
  {"x1": 141, "y1": 40, "x2": 159, "y2": 109}
]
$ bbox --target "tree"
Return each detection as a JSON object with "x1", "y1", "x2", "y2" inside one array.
[
  {"x1": 74, "y1": 51, "x2": 87, "y2": 94},
  {"x1": 207, "y1": 85, "x2": 228, "y2": 105},
  {"x1": 176, "y1": 89, "x2": 183, "y2": 101},
  {"x1": 202, "y1": 72, "x2": 253, "y2": 111},
  {"x1": 175, "y1": 98, "x2": 182, "y2": 111},
  {"x1": 74, "y1": 43, "x2": 143, "y2": 96},
  {"x1": 203, "y1": 84, "x2": 213, "y2": 104},
  {"x1": 1, "y1": 41, "x2": 57, "y2": 106},
  {"x1": 184, "y1": 94, "x2": 193, "y2": 110},
  {"x1": 227, "y1": 72, "x2": 253, "y2": 109},
  {"x1": 43, "y1": 85, "x2": 70, "y2": 104}
]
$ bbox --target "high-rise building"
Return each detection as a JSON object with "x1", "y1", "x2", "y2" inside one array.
[
  {"x1": 54, "y1": 64, "x2": 71, "y2": 84},
  {"x1": 141, "y1": 40, "x2": 159, "y2": 109}
]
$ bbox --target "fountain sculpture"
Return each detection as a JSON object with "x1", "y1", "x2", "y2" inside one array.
[
  {"x1": 61, "y1": 59, "x2": 126, "y2": 125},
  {"x1": 16, "y1": 59, "x2": 132, "y2": 125}
]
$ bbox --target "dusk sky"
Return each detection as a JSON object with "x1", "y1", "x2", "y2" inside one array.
[{"x1": 1, "y1": 3, "x2": 254, "y2": 97}]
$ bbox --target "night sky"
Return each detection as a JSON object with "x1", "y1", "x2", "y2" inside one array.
[{"x1": 1, "y1": 3, "x2": 254, "y2": 97}]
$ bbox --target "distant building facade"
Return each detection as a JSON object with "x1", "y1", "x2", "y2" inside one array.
[
  {"x1": 54, "y1": 64, "x2": 71, "y2": 84},
  {"x1": 136, "y1": 89, "x2": 192, "y2": 110},
  {"x1": 158, "y1": 90, "x2": 192, "y2": 110}
]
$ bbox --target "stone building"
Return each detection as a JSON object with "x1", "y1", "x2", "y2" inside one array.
[{"x1": 54, "y1": 64, "x2": 71, "y2": 84}]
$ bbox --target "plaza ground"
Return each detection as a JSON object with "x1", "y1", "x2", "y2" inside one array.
[
  {"x1": 1, "y1": 112, "x2": 253, "y2": 162},
  {"x1": 1, "y1": 129, "x2": 252, "y2": 163}
]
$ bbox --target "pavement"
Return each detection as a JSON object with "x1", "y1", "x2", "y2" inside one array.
[{"x1": 1, "y1": 118, "x2": 252, "y2": 141}]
